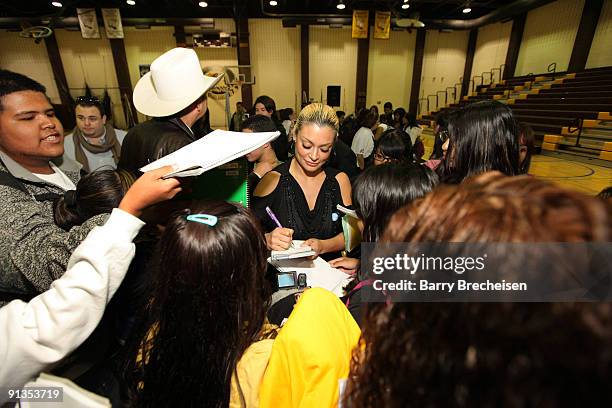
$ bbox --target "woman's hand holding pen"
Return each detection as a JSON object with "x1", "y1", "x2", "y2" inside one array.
[{"x1": 265, "y1": 228, "x2": 294, "y2": 251}]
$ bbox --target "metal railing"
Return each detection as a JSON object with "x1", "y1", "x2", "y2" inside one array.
[
  {"x1": 482, "y1": 71, "x2": 493, "y2": 86},
  {"x1": 568, "y1": 117, "x2": 584, "y2": 148},
  {"x1": 420, "y1": 60, "x2": 561, "y2": 117},
  {"x1": 472, "y1": 75, "x2": 483, "y2": 93},
  {"x1": 446, "y1": 86, "x2": 457, "y2": 105},
  {"x1": 418, "y1": 98, "x2": 428, "y2": 115},
  {"x1": 427, "y1": 94, "x2": 438, "y2": 112},
  {"x1": 437, "y1": 90, "x2": 447, "y2": 108}
]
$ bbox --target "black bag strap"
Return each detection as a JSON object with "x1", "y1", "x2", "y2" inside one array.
[
  {"x1": 0, "y1": 166, "x2": 63, "y2": 203},
  {"x1": 0, "y1": 169, "x2": 30, "y2": 195}
]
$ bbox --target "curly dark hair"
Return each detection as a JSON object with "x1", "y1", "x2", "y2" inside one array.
[
  {"x1": 343, "y1": 173, "x2": 612, "y2": 407},
  {"x1": 123, "y1": 200, "x2": 272, "y2": 407}
]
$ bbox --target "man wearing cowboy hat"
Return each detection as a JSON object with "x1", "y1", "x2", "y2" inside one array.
[{"x1": 118, "y1": 47, "x2": 223, "y2": 173}]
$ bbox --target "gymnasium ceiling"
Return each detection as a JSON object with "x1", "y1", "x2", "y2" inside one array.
[{"x1": 0, "y1": 0, "x2": 555, "y2": 29}]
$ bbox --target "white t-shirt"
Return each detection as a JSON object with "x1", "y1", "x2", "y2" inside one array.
[
  {"x1": 33, "y1": 164, "x2": 76, "y2": 191},
  {"x1": 351, "y1": 127, "x2": 375, "y2": 159},
  {"x1": 406, "y1": 126, "x2": 423, "y2": 145},
  {"x1": 63, "y1": 128, "x2": 127, "y2": 172},
  {"x1": 282, "y1": 120, "x2": 292, "y2": 137}
]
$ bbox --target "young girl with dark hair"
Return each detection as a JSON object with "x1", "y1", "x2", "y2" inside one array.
[
  {"x1": 373, "y1": 128, "x2": 413, "y2": 165},
  {"x1": 518, "y1": 122, "x2": 535, "y2": 174},
  {"x1": 343, "y1": 173, "x2": 612, "y2": 407},
  {"x1": 429, "y1": 108, "x2": 454, "y2": 161},
  {"x1": 351, "y1": 110, "x2": 378, "y2": 169},
  {"x1": 439, "y1": 100, "x2": 520, "y2": 183},
  {"x1": 254, "y1": 95, "x2": 289, "y2": 161},
  {"x1": 54, "y1": 169, "x2": 136, "y2": 230},
  {"x1": 123, "y1": 200, "x2": 275, "y2": 407},
  {"x1": 392, "y1": 107, "x2": 406, "y2": 130},
  {"x1": 116, "y1": 197, "x2": 361, "y2": 407},
  {"x1": 329, "y1": 162, "x2": 438, "y2": 324}
]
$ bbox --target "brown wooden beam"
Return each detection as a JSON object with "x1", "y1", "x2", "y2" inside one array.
[
  {"x1": 43, "y1": 32, "x2": 75, "y2": 129},
  {"x1": 354, "y1": 35, "x2": 370, "y2": 112},
  {"x1": 503, "y1": 13, "x2": 526, "y2": 79},
  {"x1": 568, "y1": 0, "x2": 604, "y2": 72},
  {"x1": 461, "y1": 28, "x2": 478, "y2": 98},
  {"x1": 174, "y1": 25, "x2": 187, "y2": 47},
  {"x1": 300, "y1": 24, "x2": 309, "y2": 107},
  {"x1": 409, "y1": 29, "x2": 426, "y2": 114},
  {"x1": 109, "y1": 38, "x2": 139, "y2": 125},
  {"x1": 235, "y1": 15, "x2": 252, "y2": 109}
]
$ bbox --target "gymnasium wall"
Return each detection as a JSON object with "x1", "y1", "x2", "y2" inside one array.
[
  {"x1": 54, "y1": 29, "x2": 125, "y2": 129},
  {"x1": 587, "y1": 0, "x2": 612, "y2": 69},
  {"x1": 515, "y1": 0, "x2": 585, "y2": 76},
  {"x1": 421, "y1": 30, "x2": 469, "y2": 114},
  {"x1": 123, "y1": 26, "x2": 174, "y2": 125},
  {"x1": 366, "y1": 30, "x2": 416, "y2": 113},
  {"x1": 471, "y1": 21, "x2": 512, "y2": 83},
  {"x1": 309, "y1": 26, "x2": 358, "y2": 114},
  {"x1": 250, "y1": 19, "x2": 301, "y2": 112},
  {"x1": 192, "y1": 19, "x2": 240, "y2": 129},
  {"x1": 0, "y1": 35, "x2": 60, "y2": 105}
]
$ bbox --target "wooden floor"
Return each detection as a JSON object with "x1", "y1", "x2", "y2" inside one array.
[
  {"x1": 421, "y1": 134, "x2": 611, "y2": 196},
  {"x1": 529, "y1": 155, "x2": 611, "y2": 196}
]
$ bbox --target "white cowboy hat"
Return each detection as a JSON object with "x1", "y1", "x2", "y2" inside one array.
[{"x1": 133, "y1": 47, "x2": 223, "y2": 117}]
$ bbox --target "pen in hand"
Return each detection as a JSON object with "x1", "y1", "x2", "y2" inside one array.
[{"x1": 265, "y1": 206, "x2": 294, "y2": 249}]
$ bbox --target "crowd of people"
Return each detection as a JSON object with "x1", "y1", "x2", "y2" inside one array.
[{"x1": 0, "y1": 46, "x2": 611, "y2": 407}]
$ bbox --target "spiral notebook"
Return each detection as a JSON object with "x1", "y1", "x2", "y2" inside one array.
[
  {"x1": 271, "y1": 242, "x2": 316, "y2": 260},
  {"x1": 140, "y1": 129, "x2": 280, "y2": 178}
]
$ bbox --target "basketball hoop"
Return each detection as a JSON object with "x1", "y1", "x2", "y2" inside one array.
[{"x1": 19, "y1": 26, "x2": 53, "y2": 41}]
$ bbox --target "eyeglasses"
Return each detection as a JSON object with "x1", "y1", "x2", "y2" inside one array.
[
  {"x1": 374, "y1": 152, "x2": 392, "y2": 162},
  {"x1": 75, "y1": 96, "x2": 101, "y2": 104}
]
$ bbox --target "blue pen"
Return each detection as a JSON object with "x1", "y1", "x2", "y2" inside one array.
[{"x1": 266, "y1": 206, "x2": 294, "y2": 248}]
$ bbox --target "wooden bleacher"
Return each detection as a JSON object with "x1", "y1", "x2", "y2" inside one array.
[{"x1": 419, "y1": 66, "x2": 612, "y2": 167}]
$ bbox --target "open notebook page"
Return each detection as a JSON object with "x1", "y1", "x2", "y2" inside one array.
[{"x1": 140, "y1": 129, "x2": 280, "y2": 178}]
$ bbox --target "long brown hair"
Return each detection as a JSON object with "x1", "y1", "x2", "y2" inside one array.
[
  {"x1": 124, "y1": 200, "x2": 272, "y2": 407},
  {"x1": 344, "y1": 173, "x2": 612, "y2": 407}
]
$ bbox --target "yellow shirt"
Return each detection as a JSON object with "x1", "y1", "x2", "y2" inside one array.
[{"x1": 259, "y1": 288, "x2": 361, "y2": 408}]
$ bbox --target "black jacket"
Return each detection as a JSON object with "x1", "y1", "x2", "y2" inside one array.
[
  {"x1": 118, "y1": 118, "x2": 195, "y2": 173},
  {"x1": 328, "y1": 139, "x2": 360, "y2": 182}
]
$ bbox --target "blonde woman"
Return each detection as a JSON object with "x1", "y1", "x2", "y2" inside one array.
[{"x1": 253, "y1": 103, "x2": 351, "y2": 260}]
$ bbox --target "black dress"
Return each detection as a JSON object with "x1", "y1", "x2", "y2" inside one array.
[{"x1": 252, "y1": 160, "x2": 345, "y2": 259}]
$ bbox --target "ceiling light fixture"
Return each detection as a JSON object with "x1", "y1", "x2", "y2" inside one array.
[
  {"x1": 402, "y1": 3, "x2": 410, "y2": 9},
  {"x1": 269, "y1": 0, "x2": 278, "y2": 5},
  {"x1": 462, "y1": 1, "x2": 472, "y2": 13},
  {"x1": 51, "y1": 1, "x2": 63, "y2": 6},
  {"x1": 337, "y1": 1, "x2": 346, "y2": 10},
  {"x1": 126, "y1": 0, "x2": 136, "y2": 5},
  {"x1": 198, "y1": 1, "x2": 208, "y2": 6}
]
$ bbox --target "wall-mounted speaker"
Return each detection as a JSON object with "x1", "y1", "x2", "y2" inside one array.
[{"x1": 327, "y1": 85, "x2": 341, "y2": 107}]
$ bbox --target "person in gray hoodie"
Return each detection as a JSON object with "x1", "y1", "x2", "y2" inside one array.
[{"x1": 0, "y1": 69, "x2": 105, "y2": 306}]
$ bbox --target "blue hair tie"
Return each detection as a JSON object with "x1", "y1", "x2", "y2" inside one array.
[{"x1": 186, "y1": 214, "x2": 218, "y2": 227}]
